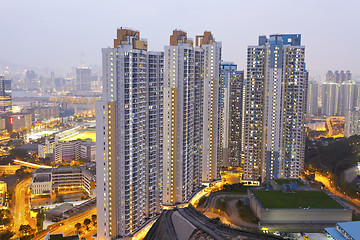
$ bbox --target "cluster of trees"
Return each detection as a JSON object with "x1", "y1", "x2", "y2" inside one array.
[
  {"x1": 15, "y1": 168, "x2": 32, "y2": 179},
  {"x1": 305, "y1": 136, "x2": 360, "y2": 175},
  {"x1": 19, "y1": 224, "x2": 34, "y2": 236},
  {"x1": 305, "y1": 135, "x2": 360, "y2": 198},
  {"x1": 0, "y1": 209, "x2": 11, "y2": 226},
  {"x1": 36, "y1": 209, "x2": 45, "y2": 231},
  {"x1": 74, "y1": 215, "x2": 97, "y2": 234},
  {"x1": 0, "y1": 230, "x2": 14, "y2": 240}
]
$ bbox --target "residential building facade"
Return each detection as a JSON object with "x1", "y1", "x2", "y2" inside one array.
[
  {"x1": 0, "y1": 76, "x2": 11, "y2": 113},
  {"x1": 96, "y1": 29, "x2": 163, "y2": 239},
  {"x1": 242, "y1": 34, "x2": 308, "y2": 182},
  {"x1": 218, "y1": 62, "x2": 244, "y2": 168},
  {"x1": 307, "y1": 81, "x2": 318, "y2": 116}
]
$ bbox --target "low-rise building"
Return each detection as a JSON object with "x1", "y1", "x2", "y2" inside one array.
[
  {"x1": 0, "y1": 112, "x2": 32, "y2": 132},
  {"x1": 38, "y1": 139, "x2": 56, "y2": 158},
  {"x1": 31, "y1": 106, "x2": 60, "y2": 122},
  {"x1": 45, "y1": 203, "x2": 74, "y2": 222},
  {"x1": 53, "y1": 138, "x2": 95, "y2": 163},
  {"x1": 248, "y1": 189, "x2": 352, "y2": 225},
  {"x1": 30, "y1": 167, "x2": 96, "y2": 197},
  {"x1": 30, "y1": 169, "x2": 52, "y2": 197},
  {"x1": 0, "y1": 181, "x2": 7, "y2": 208},
  {"x1": 325, "y1": 221, "x2": 360, "y2": 240},
  {"x1": 9, "y1": 113, "x2": 32, "y2": 132},
  {"x1": 0, "y1": 118, "x2": 6, "y2": 134}
]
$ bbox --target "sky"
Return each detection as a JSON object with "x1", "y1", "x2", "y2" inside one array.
[{"x1": 0, "y1": 0, "x2": 359, "y2": 77}]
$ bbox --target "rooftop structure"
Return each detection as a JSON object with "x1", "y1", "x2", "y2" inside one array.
[
  {"x1": 45, "y1": 203, "x2": 74, "y2": 222},
  {"x1": 248, "y1": 189, "x2": 351, "y2": 225}
]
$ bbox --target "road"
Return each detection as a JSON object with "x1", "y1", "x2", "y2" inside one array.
[
  {"x1": 13, "y1": 178, "x2": 32, "y2": 238},
  {"x1": 164, "y1": 210, "x2": 177, "y2": 240},
  {"x1": 179, "y1": 207, "x2": 281, "y2": 240},
  {"x1": 32, "y1": 207, "x2": 96, "y2": 240},
  {"x1": 325, "y1": 116, "x2": 344, "y2": 138},
  {"x1": 315, "y1": 172, "x2": 360, "y2": 212}
]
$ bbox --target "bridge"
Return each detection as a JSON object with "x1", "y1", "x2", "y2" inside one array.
[
  {"x1": 13, "y1": 159, "x2": 52, "y2": 169},
  {"x1": 50, "y1": 96, "x2": 101, "y2": 104}
]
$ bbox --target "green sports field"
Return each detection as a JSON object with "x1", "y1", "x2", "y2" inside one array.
[
  {"x1": 60, "y1": 130, "x2": 96, "y2": 142},
  {"x1": 253, "y1": 190, "x2": 342, "y2": 209}
]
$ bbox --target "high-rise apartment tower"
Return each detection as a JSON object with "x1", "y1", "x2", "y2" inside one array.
[
  {"x1": 242, "y1": 34, "x2": 308, "y2": 182},
  {"x1": 162, "y1": 30, "x2": 221, "y2": 206},
  {"x1": 96, "y1": 29, "x2": 163, "y2": 239},
  {"x1": 218, "y1": 63, "x2": 244, "y2": 168},
  {"x1": 0, "y1": 76, "x2": 11, "y2": 113}
]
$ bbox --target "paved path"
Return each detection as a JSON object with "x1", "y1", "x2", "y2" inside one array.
[
  {"x1": 32, "y1": 207, "x2": 96, "y2": 240},
  {"x1": 13, "y1": 178, "x2": 32, "y2": 238}
]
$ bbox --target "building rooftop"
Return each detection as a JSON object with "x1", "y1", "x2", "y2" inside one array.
[
  {"x1": 33, "y1": 174, "x2": 51, "y2": 183},
  {"x1": 325, "y1": 221, "x2": 360, "y2": 240},
  {"x1": 46, "y1": 203, "x2": 74, "y2": 215},
  {"x1": 52, "y1": 166, "x2": 83, "y2": 174},
  {"x1": 325, "y1": 227, "x2": 346, "y2": 240},
  {"x1": 251, "y1": 190, "x2": 343, "y2": 209},
  {"x1": 48, "y1": 233, "x2": 79, "y2": 240},
  {"x1": 17, "y1": 144, "x2": 39, "y2": 152},
  {"x1": 33, "y1": 168, "x2": 52, "y2": 174},
  {"x1": 338, "y1": 221, "x2": 360, "y2": 239}
]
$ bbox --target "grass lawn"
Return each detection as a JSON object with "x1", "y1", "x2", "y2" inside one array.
[
  {"x1": 274, "y1": 179, "x2": 304, "y2": 186},
  {"x1": 61, "y1": 130, "x2": 96, "y2": 142},
  {"x1": 236, "y1": 200, "x2": 258, "y2": 224},
  {"x1": 253, "y1": 190, "x2": 342, "y2": 209},
  {"x1": 215, "y1": 199, "x2": 226, "y2": 212}
]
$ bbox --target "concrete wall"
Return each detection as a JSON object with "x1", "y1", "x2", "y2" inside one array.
[
  {"x1": 248, "y1": 189, "x2": 352, "y2": 223},
  {"x1": 259, "y1": 208, "x2": 351, "y2": 223}
]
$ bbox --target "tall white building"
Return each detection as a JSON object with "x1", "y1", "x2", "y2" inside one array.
[
  {"x1": 345, "y1": 109, "x2": 360, "y2": 137},
  {"x1": 163, "y1": 30, "x2": 196, "y2": 205},
  {"x1": 307, "y1": 81, "x2": 319, "y2": 116},
  {"x1": 162, "y1": 30, "x2": 221, "y2": 205},
  {"x1": 242, "y1": 34, "x2": 308, "y2": 182},
  {"x1": 321, "y1": 82, "x2": 339, "y2": 116},
  {"x1": 96, "y1": 29, "x2": 163, "y2": 239},
  {"x1": 196, "y1": 32, "x2": 222, "y2": 183},
  {"x1": 339, "y1": 81, "x2": 358, "y2": 116}
]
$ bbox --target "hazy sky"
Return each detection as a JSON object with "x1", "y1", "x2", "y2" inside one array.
[{"x1": 1, "y1": 0, "x2": 359, "y2": 77}]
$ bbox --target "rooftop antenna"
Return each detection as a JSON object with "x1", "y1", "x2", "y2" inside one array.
[{"x1": 80, "y1": 51, "x2": 85, "y2": 67}]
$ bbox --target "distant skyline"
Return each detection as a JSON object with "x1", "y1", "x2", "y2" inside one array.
[{"x1": 0, "y1": 0, "x2": 359, "y2": 77}]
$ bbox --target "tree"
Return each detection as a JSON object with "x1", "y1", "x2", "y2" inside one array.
[
  {"x1": 36, "y1": 209, "x2": 45, "y2": 231},
  {"x1": 0, "y1": 230, "x2": 14, "y2": 240},
  {"x1": 75, "y1": 222, "x2": 82, "y2": 233},
  {"x1": 10, "y1": 132, "x2": 19, "y2": 139},
  {"x1": 54, "y1": 195, "x2": 64, "y2": 204},
  {"x1": 19, "y1": 224, "x2": 32, "y2": 235},
  {"x1": 83, "y1": 218, "x2": 91, "y2": 230},
  {"x1": 91, "y1": 214, "x2": 97, "y2": 225},
  {"x1": 10, "y1": 148, "x2": 28, "y2": 160}
]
